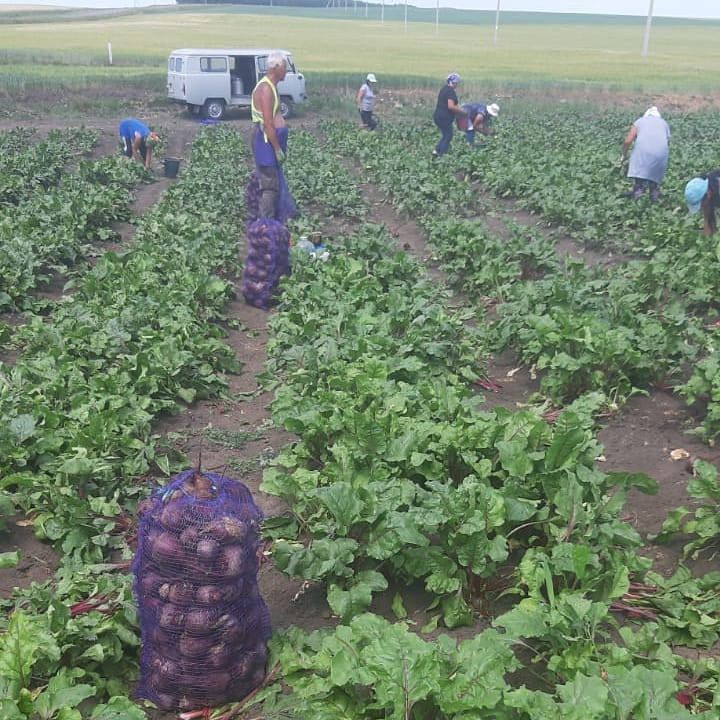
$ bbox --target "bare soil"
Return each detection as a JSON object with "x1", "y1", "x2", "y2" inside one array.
[
  {"x1": 0, "y1": 519, "x2": 56, "y2": 597},
  {"x1": 1, "y1": 102, "x2": 718, "y2": 715}
]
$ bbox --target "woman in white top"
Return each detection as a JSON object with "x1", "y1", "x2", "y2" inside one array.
[
  {"x1": 621, "y1": 106, "x2": 670, "y2": 202},
  {"x1": 356, "y1": 73, "x2": 378, "y2": 130}
]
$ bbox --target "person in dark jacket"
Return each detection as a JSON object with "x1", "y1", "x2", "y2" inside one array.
[
  {"x1": 432, "y1": 73, "x2": 466, "y2": 158},
  {"x1": 685, "y1": 170, "x2": 720, "y2": 236}
]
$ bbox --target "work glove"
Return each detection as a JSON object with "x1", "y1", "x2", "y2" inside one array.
[
  {"x1": 617, "y1": 154, "x2": 626, "y2": 168},
  {"x1": 276, "y1": 148, "x2": 286, "y2": 165}
]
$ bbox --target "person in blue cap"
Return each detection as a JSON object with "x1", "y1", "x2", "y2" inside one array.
[
  {"x1": 118, "y1": 118, "x2": 159, "y2": 170},
  {"x1": 685, "y1": 171, "x2": 720, "y2": 236},
  {"x1": 432, "y1": 73, "x2": 466, "y2": 158}
]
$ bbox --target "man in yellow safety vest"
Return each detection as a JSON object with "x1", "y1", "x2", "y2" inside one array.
[{"x1": 250, "y1": 52, "x2": 289, "y2": 219}]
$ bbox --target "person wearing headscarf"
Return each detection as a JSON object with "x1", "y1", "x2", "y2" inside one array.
[
  {"x1": 432, "y1": 72, "x2": 466, "y2": 158},
  {"x1": 118, "y1": 118, "x2": 159, "y2": 170},
  {"x1": 356, "y1": 73, "x2": 378, "y2": 130},
  {"x1": 620, "y1": 106, "x2": 670, "y2": 202},
  {"x1": 685, "y1": 171, "x2": 720, "y2": 236},
  {"x1": 458, "y1": 102, "x2": 500, "y2": 145}
]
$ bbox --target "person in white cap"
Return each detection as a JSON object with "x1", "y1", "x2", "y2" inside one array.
[
  {"x1": 356, "y1": 73, "x2": 378, "y2": 131},
  {"x1": 457, "y1": 102, "x2": 500, "y2": 145},
  {"x1": 620, "y1": 106, "x2": 670, "y2": 202},
  {"x1": 685, "y1": 171, "x2": 720, "y2": 236}
]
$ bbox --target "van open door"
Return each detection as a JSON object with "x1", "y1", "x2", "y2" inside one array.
[{"x1": 230, "y1": 55, "x2": 257, "y2": 100}]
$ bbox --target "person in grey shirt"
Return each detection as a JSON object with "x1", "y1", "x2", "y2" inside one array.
[
  {"x1": 620, "y1": 106, "x2": 670, "y2": 202},
  {"x1": 356, "y1": 73, "x2": 378, "y2": 130}
]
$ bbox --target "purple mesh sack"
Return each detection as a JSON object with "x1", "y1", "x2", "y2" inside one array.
[
  {"x1": 133, "y1": 470, "x2": 271, "y2": 712},
  {"x1": 241, "y1": 218, "x2": 290, "y2": 310},
  {"x1": 245, "y1": 171, "x2": 261, "y2": 225}
]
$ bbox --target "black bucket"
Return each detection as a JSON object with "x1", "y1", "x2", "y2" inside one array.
[{"x1": 163, "y1": 158, "x2": 180, "y2": 179}]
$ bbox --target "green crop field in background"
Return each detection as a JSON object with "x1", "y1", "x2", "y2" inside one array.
[{"x1": 0, "y1": 5, "x2": 718, "y2": 96}]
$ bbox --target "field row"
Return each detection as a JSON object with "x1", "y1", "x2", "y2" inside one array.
[
  {"x1": 326, "y1": 111, "x2": 720, "y2": 439},
  {"x1": 1, "y1": 110, "x2": 719, "y2": 719},
  {"x1": 0, "y1": 125, "x2": 251, "y2": 718}
]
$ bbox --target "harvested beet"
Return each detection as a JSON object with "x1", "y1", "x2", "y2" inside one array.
[
  {"x1": 196, "y1": 537, "x2": 221, "y2": 562},
  {"x1": 241, "y1": 218, "x2": 290, "y2": 310},
  {"x1": 133, "y1": 470, "x2": 271, "y2": 711}
]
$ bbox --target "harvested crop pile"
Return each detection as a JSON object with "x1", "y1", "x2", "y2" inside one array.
[
  {"x1": 133, "y1": 470, "x2": 271, "y2": 711},
  {"x1": 241, "y1": 217, "x2": 290, "y2": 309},
  {"x1": 245, "y1": 171, "x2": 261, "y2": 225}
]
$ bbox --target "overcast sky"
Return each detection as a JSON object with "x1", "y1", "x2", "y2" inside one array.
[{"x1": 0, "y1": 0, "x2": 717, "y2": 19}]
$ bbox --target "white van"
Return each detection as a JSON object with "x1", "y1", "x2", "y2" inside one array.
[{"x1": 167, "y1": 48, "x2": 307, "y2": 120}]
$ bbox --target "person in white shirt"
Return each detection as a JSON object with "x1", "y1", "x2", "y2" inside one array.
[{"x1": 356, "y1": 73, "x2": 378, "y2": 130}]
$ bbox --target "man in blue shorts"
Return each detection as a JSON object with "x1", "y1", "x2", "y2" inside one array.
[{"x1": 118, "y1": 118, "x2": 159, "y2": 170}]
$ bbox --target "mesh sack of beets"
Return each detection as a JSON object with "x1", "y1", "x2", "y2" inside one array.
[
  {"x1": 133, "y1": 470, "x2": 271, "y2": 712},
  {"x1": 241, "y1": 218, "x2": 290, "y2": 309},
  {"x1": 245, "y1": 171, "x2": 261, "y2": 225}
]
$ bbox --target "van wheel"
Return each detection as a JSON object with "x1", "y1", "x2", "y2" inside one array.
[
  {"x1": 279, "y1": 97, "x2": 294, "y2": 119},
  {"x1": 203, "y1": 99, "x2": 226, "y2": 120}
]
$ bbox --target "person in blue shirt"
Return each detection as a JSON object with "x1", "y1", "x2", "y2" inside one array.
[
  {"x1": 685, "y1": 171, "x2": 720, "y2": 236},
  {"x1": 458, "y1": 102, "x2": 500, "y2": 145},
  {"x1": 118, "y1": 118, "x2": 159, "y2": 170}
]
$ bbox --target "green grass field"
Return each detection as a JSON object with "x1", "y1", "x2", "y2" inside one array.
[{"x1": 0, "y1": 5, "x2": 718, "y2": 94}]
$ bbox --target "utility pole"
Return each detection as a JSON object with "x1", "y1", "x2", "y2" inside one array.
[
  {"x1": 381, "y1": 0, "x2": 384, "y2": 24},
  {"x1": 494, "y1": 0, "x2": 501, "y2": 45},
  {"x1": 641, "y1": 0, "x2": 655, "y2": 57}
]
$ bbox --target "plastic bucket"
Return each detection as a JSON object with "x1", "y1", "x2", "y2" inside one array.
[{"x1": 164, "y1": 158, "x2": 180, "y2": 179}]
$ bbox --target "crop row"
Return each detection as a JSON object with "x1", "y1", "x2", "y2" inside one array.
[
  {"x1": 0, "y1": 156, "x2": 149, "y2": 309},
  {"x1": 252, "y1": 135, "x2": 719, "y2": 718},
  {"x1": 461, "y1": 109, "x2": 720, "y2": 252},
  {"x1": 0, "y1": 125, "x2": 251, "y2": 717},
  {"x1": 323, "y1": 117, "x2": 720, "y2": 437},
  {"x1": 0, "y1": 127, "x2": 96, "y2": 206}
]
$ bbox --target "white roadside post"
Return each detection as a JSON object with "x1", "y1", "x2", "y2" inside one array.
[
  {"x1": 107, "y1": 42, "x2": 113, "y2": 66},
  {"x1": 641, "y1": 0, "x2": 655, "y2": 57},
  {"x1": 435, "y1": 0, "x2": 439, "y2": 34},
  {"x1": 494, "y1": 0, "x2": 501, "y2": 45}
]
